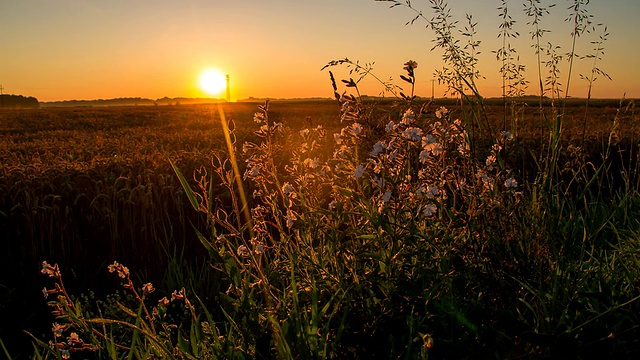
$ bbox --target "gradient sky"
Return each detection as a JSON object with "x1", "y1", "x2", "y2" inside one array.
[{"x1": 1, "y1": 0, "x2": 638, "y2": 101}]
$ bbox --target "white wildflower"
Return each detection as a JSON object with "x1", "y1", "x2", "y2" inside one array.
[
  {"x1": 254, "y1": 242, "x2": 265, "y2": 254},
  {"x1": 422, "y1": 134, "x2": 436, "y2": 146},
  {"x1": 382, "y1": 191, "x2": 392, "y2": 203},
  {"x1": 401, "y1": 109, "x2": 416, "y2": 125},
  {"x1": 419, "y1": 150, "x2": 430, "y2": 164},
  {"x1": 351, "y1": 122, "x2": 363, "y2": 135},
  {"x1": 425, "y1": 142, "x2": 443, "y2": 156},
  {"x1": 426, "y1": 185, "x2": 439, "y2": 199},
  {"x1": 385, "y1": 121, "x2": 396, "y2": 132},
  {"x1": 253, "y1": 112, "x2": 265, "y2": 123},
  {"x1": 341, "y1": 101, "x2": 351, "y2": 114},
  {"x1": 504, "y1": 178, "x2": 518, "y2": 188},
  {"x1": 286, "y1": 209, "x2": 297, "y2": 228},
  {"x1": 303, "y1": 157, "x2": 319, "y2": 169},
  {"x1": 402, "y1": 127, "x2": 423, "y2": 141},
  {"x1": 372, "y1": 176, "x2": 385, "y2": 188},
  {"x1": 60, "y1": 349, "x2": 71, "y2": 359},
  {"x1": 52, "y1": 323, "x2": 65, "y2": 338},
  {"x1": 244, "y1": 165, "x2": 260, "y2": 179},
  {"x1": 435, "y1": 106, "x2": 448, "y2": 119},
  {"x1": 237, "y1": 245, "x2": 250, "y2": 257},
  {"x1": 500, "y1": 131, "x2": 514, "y2": 141},
  {"x1": 479, "y1": 172, "x2": 493, "y2": 191},
  {"x1": 422, "y1": 203, "x2": 437, "y2": 217},
  {"x1": 370, "y1": 141, "x2": 386, "y2": 157},
  {"x1": 282, "y1": 182, "x2": 295, "y2": 197}
]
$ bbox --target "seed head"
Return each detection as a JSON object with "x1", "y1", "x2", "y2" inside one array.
[{"x1": 403, "y1": 60, "x2": 418, "y2": 71}]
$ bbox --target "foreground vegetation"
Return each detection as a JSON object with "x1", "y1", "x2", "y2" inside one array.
[{"x1": 2, "y1": 0, "x2": 640, "y2": 358}]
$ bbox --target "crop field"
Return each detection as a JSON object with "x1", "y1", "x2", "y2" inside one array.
[
  {"x1": 0, "y1": 101, "x2": 343, "y2": 349},
  {"x1": 1, "y1": 98, "x2": 640, "y2": 358}
]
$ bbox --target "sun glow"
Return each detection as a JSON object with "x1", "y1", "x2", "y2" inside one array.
[{"x1": 199, "y1": 69, "x2": 227, "y2": 97}]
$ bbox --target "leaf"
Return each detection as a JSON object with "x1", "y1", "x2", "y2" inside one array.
[
  {"x1": 400, "y1": 75, "x2": 414, "y2": 84},
  {"x1": 195, "y1": 228, "x2": 212, "y2": 252},
  {"x1": 170, "y1": 160, "x2": 200, "y2": 212},
  {"x1": 0, "y1": 339, "x2": 12, "y2": 360}
]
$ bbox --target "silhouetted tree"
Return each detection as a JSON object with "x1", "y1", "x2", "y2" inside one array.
[{"x1": 0, "y1": 94, "x2": 39, "y2": 108}]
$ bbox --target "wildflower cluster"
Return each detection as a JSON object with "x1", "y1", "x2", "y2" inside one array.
[
  {"x1": 239, "y1": 61, "x2": 523, "y2": 275},
  {"x1": 36, "y1": 261, "x2": 205, "y2": 358},
  {"x1": 223, "y1": 70, "x2": 527, "y2": 356},
  {"x1": 351, "y1": 102, "x2": 519, "y2": 224}
]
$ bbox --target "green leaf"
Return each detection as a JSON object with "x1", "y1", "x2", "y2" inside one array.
[
  {"x1": 170, "y1": 159, "x2": 200, "y2": 212},
  {"x1": 0, "y1": 339, "x2": 12, "y2": 360}
]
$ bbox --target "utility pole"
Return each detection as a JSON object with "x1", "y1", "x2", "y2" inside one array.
[
  {"x1": 225, "y1": 75, "x2": 230, "y2": 103},
  {"x1": 431, "y1": 79, "x2": 435, "y2": 101},
  {"x1": 0, "y1": 84, "x2": 4, "y2": 108}
]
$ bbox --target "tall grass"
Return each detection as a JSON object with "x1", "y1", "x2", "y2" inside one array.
[{"x1": 12, "y1": 0, "x2": 640, "y2": 359}]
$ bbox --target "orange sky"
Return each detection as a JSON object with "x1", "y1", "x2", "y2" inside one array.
[{"x1": 1, "y1": 0, "x2": 638, "y2": 102}]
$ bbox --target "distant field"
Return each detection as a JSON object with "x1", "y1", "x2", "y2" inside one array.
[
  {"x1": 1, "y1": 99, "x2": 636, "y2": 176},
  {"x1": 1, "y1": 99, "x2": 636, "y2": 268}
]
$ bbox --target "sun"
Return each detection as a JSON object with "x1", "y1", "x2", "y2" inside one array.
[{"x1": 199, "y1": 69, "x2": 227, "y2": 97}]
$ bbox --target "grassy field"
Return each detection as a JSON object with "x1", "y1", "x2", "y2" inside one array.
[
  {"x1": 0, "y1": 101, "x2": 345, "y2": 356},
  {"x1": 1, "y1": 98, "x2": 640, "y2": 358}
]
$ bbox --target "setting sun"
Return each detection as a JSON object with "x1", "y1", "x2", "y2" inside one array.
[{"x1": 199, "y1": 69, "x2": 227, "y2": 97}]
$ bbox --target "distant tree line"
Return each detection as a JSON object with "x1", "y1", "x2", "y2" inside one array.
[
  {"x1": 0, "y1": 94, "x2": 39, "y2": 108},
  {"x1": 43, "y1": 97, "x2": 155, "y2": 107},
  {"x1": 42, "y1": 97, "x2": 226, "y2": 107}
]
